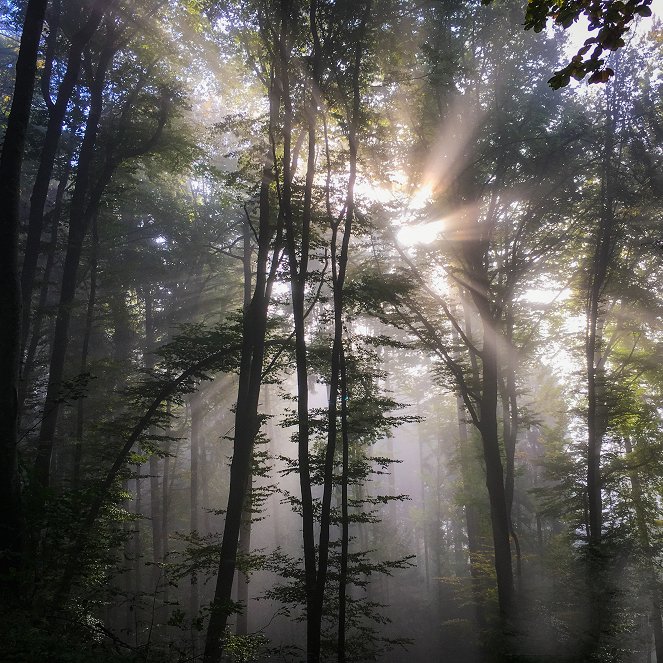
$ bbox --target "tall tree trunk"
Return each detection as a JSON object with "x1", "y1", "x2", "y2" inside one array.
[
  {"x1": 35, "y1": 43, "x2": 115, "y2": 489},
  {"x1": 273, "y1": 4, "x2": 322, "y2": 659},
  {"x1": 144, "y1": 291, "x2": 164, "y2": 580},
  {"x1": 456, "y1": 395, "x2": 487, "y2": 630},
  {"x1": 161, "y1": 432, "x2": 170, "y2": 611},
  {"x1": 417, "y1": 399, "x2": 430, "y2": 589},
  {"x1": 337, "y1": 347, "x2": 350, "y2": 663},
  {"x1": 501, "y1": 309, "x2": 521, "y2": 580},
  {"x1": 473, "y1": 297, "x2": 514, "y2": 620},
  {"x1": 202, "y1": 86, "x2": 281, "y2": 659},
  {"x1": 20, "y1": 152, "x2": 72, "y2": 412},
  {"x1": 583, "y1": 80, "x2": 618, "y2": 660},
  {"x1": 72, "y1": 215, "x2": 98, "y2": 489},
  {"x1": 624, "y1": 437, "x2": 663, "y2": 663},
  {"x1": 235, "y1": 474, "x2": 252, "y2": 636},
  {"x1": 586, "y1": 80, "x2": 617, "y2": 547},
  {"x1": 315, "y1": 7, "x2": 367, "y2": 661},
  {"x1": 21, "y1": 0, "x2": 108, "y2": 347},
  {"x1": 0, "y1": 0, "x2": 49, "y2": 585},
  {"x1": 235, "y1": 211, "x2": 255, "y2": 637},
  {"x1": 189, "y1": 390, "x2": 202, "y2": 617}
]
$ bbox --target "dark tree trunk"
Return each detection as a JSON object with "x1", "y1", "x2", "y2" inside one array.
[
  {"x1": 161, "y1": 432, "x2": 171, "y2": 610},
  {"x1": 314, "y1": 6, "x2": 367, "y2": 661},
  {"x1": 235, "y1": 474, "x2": 252, "y2": 636},
  {"x1": 473, "y1": 298, "x2": 514, "y2": 621},
  {"x1": 272, "y1": 4, "x2": 322, "y2": 659},
  {"x1": 202, "y1": 127, "x2": 280, "y2": 661},
  {"x1": 583, "y1": 80, "x2": 618, "y2": 660},
  {"x1": 189, "y1": 390, "x2": 202, "y2": 617},
  {"x1": 0, "y1": 0, "x2": 49, "y2": 583},
  {"x1": 456, "y1": 395, "x2": 487, "y2": 630},
  {"x1": 501, "y1": 309, "x2": 521, "y2": 580},
  {"x1": 20, "y1": 153, "x2": 72, "y2": 412},
  {"x1": 35, "y1": 43, "x2": 115, "y2": 489},
  {"x1": 21, "y1": 0, "x2": 108, "y2": 348},
  {"x1": 144, "y1": 291, "x2": 164, "y2": 578},
  {"x1": 624, "y1": 437, "x2": 663, "y2": 663},
  {"x1": 586, "y1": 80, "x2": 617, "y2": 547},
  {"x1": 73, "y1": 215, "x2": 98, "y2": 489},
  {"x1": 337, "y1": 348, "x2": 350, "y2": 663}
]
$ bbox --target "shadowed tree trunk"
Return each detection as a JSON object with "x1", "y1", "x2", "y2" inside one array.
[
  {"x1": 456, "y1": 395, "x2": 487, "y2": 631},
  {"x1": 21, "y1": 0, "x2": 109, "y2": 350},
  {"x1": 202, "y1": 61, "x2": 283, "y2": 656},
  {"x1": 583, "y1": 77, "x2": 619, "y2": 660},
  {"x1": 73, "y1": 215, "x2": 98, "y2": 489},
  {"x1": 0, "y1": 0, "x2": 49, "y2": 584},
  {"x1": 624, "y1": 436, "x2": 663, "y2": 662},
  {"x1": 35, "y1": 41, "x2": 116, "y2": 489},
  {"x1": 472, "y1": 293, "x2": 514, "y2": 621},
  {"x1": 189, "y1": 389, "x2": 202, "y2": 617},
  {"x1": 235, "y1": 474, "x2": 252, "y2": 635},
  {"x1": 20, "y1": 152, "x2": 73, "y2": 412}
]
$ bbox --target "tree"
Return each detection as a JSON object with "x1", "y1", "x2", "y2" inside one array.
[
  {"x1": 0, "y1": 0, "x2": 48, "y2": 587},
  {"x1": 486, "y1": 0, "x2": 654, "y2": 87}
]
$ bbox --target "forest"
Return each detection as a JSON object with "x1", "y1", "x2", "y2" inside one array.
[{"x1": 1, "y1": 0, "x2": 663, "y2": 661}]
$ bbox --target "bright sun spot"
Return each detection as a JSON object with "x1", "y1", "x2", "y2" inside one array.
[
  {"x1": 408, "y1": 181, "x2": 434, "y2": 210},
  {"x1": 396, "y1": 219, "x2": 445, "y2": 246},
  {"x1": 523, "y1": 287, "x2": 571, "y2": 305}
]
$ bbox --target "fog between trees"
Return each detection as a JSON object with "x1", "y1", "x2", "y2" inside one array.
[{"x1": 2, "y1": 0, "x2": 663, "y2": 661}]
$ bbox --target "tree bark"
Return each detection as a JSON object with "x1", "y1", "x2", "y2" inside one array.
[
  {"x1": 473, "y1": 296, "x2": 514, "y2": 620},
  {"x1": 73, "y1": 214, "x2": 98, "y2": 489},
  {"x1": 456, "y1": 395, "x2": 487, "y2": 629},
  {"x1": 0, "y1": 0, "x2": 49, "y2": 583},
  {"x1": 586, "y1": 80, "x2": 617, "y2": 547},
  {"x1": 20, "y1": 152, "x2": 72, "y2": 412},
  {"x1": 35, "y1": 42, "x2": 115, "y2": 489},
  {"x1": 624, "y1": 437, "x2": 663, "y2": 663},
  {"x1": 202, "y1": 91, "x2": 281, "y2": 659},
  {"x1": 337, "y1": 347, "x2": 350, "y2": 663},
  {"x1": 21, "y1": 0, "x2": 108, "y2": 349},
  {"x1": 189, "y1": 390, "x2": 202, "y2": 617},
  {"x1": 235, "y1": 474, "x2": 252, "y2": 635}
]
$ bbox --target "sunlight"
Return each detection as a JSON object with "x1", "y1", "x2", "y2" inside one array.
[
  {"x1": 408, "y1": 181, "x2": 434, "y2": 210},
  {"x1": 396, "y1": 218, "x2": 445, "y2": 246},
  {"x1": 523, "y1": 286, "x2": 571, "y2": 305},
  {"x1": 419, "y1": 96, "x2": 484, "y2": 201},
  {"x1": 354, "y1": 178, "x2": 395, "y2": 204}
]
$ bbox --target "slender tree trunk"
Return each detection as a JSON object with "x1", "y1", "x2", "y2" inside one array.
[
  {"x1": 275, "y1": 4, "x2": 320, "y2": 659},
  {"x1": 21, "y1": 0, "x2": 108, "y2": 347},
  {"x1": 586, "y1": 81, "x2": 617, "y2": 547},
  {"x1": 417, "y1": 399, "x2": 430, "y2": 589},
  {"x1": 235, "y1": 474, "x2": 252, "y2": 635},
  {"x1": 20, "y1": 153, "x2": 72, "y2": 412},
  {"x1": 143, "y1": 287, "x2": 164, "y2": 598},
  {"x1": 161, "y1": 433, "x2": 170, "y2": 610},
  {"x1": 583, "y1": 81, "x2": 617, "y2": 659},
  {"x1": 235, "y1": 213, "x2": 255, "y2": 637},
  {"x1": 202, "y1": 113, "x2": 280, "y2": 660},
  {"x1": 337, "y1": 348, "x2": 350, "y2": 663},
  {"x1": 315, "y1": 7, "x2": 367, "y2": 661},
  {"x1": 189, "y1": 390, "x2": 201, "y2": 617},
  {"x1": 456, "y1": 395, "x2": 487, "y2": 630},
  {"x1": 35, "y1": 43, "x2": 115, "y2": 489},
  {"x1": 473, "y1": 298, "x2": 513, "y2": 620},
  {"x1": 73, "y1": 215, "x2": 98, "y2": 489},
  {"x1": 0, "y1": 0, "x2": 49, "y2": 585},
  {"x1": 501, "y1": 310, "x2": 521, "y2": 580},
  {"x1": 624, "y1": 437, "x2": 663, "y2": 662}
]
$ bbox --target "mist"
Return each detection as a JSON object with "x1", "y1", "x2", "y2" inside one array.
[{"x1": 2, "y1": 0, "x2": 663, "y2": 662}]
